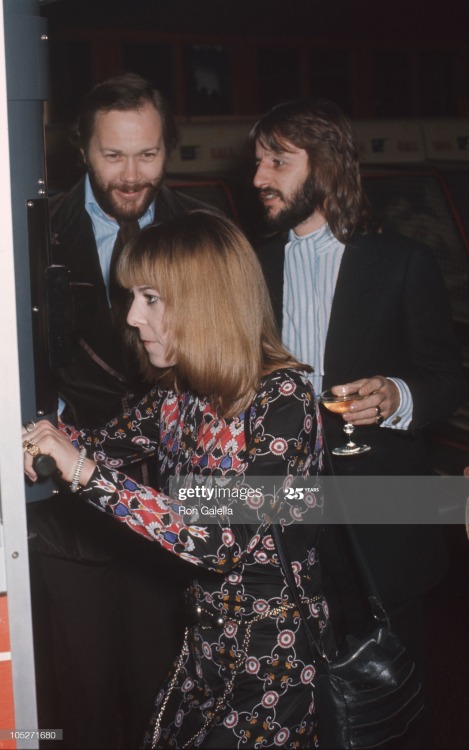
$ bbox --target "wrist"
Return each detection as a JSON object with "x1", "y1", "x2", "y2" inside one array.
[
  {"x1": 69, "y1": 450, "x2": 96, "y2": 492},
  {"x1": 70, "y1": 447, "x2": 87, "y2": 493},
  {"x1": 80, "y1": 458, "x2": 96, "y2": 487}
]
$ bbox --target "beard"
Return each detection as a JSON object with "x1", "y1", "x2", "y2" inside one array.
[
  {"x1": 260, "y1": 173, "x2": 323, "y2": 233},
  {"x1": 88, "y1": 166, "x2": 164, "y2": 222}
]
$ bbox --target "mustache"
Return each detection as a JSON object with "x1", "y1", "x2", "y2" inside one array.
[
  {"x1": 258, "y1": 187, "x2": 283, "y2": 200},
  {"x1": 110, "y1": 182, "x2": 154, "y2": 193}
]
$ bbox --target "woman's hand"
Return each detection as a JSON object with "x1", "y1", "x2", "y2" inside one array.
[{"x1": 22, "y1": 420, "x2": 96, "y2": 486}]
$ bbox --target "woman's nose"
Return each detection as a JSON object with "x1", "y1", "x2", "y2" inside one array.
[{"x1": 127, "y1": 297, "x2": 144, "y2": 327}]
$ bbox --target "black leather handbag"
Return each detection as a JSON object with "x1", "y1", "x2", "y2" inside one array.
[{"x1": 271, "y1": 511, "x2": 424, "y2": 749}]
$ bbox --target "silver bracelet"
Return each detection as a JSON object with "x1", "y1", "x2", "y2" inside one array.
[{"x1": 70, "y1": 447, "x2": 87, "y2": 493}]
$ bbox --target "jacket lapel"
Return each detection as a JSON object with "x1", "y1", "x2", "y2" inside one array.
[
  {"x1": 256, "y1": 233, "x2": 288, "y2": 329},
  {"x1": 51, "y1": 178, "x2": 106, "y2": 293},
  {"x1": 323, "y1": 236, "x2": 384, "y2": 386},
  {"x1": 50, "y1": 179, "x2": 123, "y2": 368}
]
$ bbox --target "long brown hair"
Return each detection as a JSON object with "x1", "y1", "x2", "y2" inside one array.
[
  {"x1": 250, "y1": 98, "x2": 373, "y2": 241},
  {"x1": 118, "y1": 210, "x2": 308, "y2": 417}
]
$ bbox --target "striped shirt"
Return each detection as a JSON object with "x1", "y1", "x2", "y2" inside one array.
[{"x1": 282, "y1": 223, "x2": 412, "y2": 430}]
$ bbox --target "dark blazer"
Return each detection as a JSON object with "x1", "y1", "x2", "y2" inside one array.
[
  {"x1": 50, "y1": 177, "x2": 204, "y2": 428},
  {"x1": 257, "y1": 228, "x2": 465, "y2": 606}
]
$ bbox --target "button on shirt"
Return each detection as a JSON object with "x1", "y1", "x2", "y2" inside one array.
[
  {"x1": 282, "y1": 224, "x2": 413, "y2": 430},
  {"x1": 84, "y1": 175, "x2": 155, "y2": 303}
]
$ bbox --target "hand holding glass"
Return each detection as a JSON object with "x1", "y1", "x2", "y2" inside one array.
[{"x1": 320, "y1": 389, "x2": 371, "y2": 456}]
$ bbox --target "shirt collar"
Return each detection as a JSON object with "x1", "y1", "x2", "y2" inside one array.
[
  {"x1": 288, "y1": 222, "x2": 333, "y2": 243},
  {"x1": 288, "y1": 223, "x2": 341, "y2": 255}
]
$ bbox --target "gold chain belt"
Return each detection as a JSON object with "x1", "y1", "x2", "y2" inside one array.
[{"x1": 151, "y1": 595, "x2": 321, "y2": 749}]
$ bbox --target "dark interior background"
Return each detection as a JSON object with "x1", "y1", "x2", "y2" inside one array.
[{"x1": 40, "y1": 0, "x2": 469, "y2": 124}]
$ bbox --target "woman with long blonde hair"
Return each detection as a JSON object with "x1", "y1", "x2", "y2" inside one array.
[{"x1": 23, "y1": 210, "x2": 329, "y2": 749}]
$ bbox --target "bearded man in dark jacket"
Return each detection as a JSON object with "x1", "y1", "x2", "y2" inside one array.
[{"x1": 251, "y1": 98, "x2": 465, "y2": 750}]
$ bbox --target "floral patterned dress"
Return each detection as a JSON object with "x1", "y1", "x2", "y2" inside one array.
[{"x1": 64, "y1": 368, "x2": 329, "y2": 749}]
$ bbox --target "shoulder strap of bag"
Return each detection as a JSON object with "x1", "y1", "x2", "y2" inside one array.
[
  {"x1": 270, "y1": 522, "x2": 330, "y2": 661},
  {"x1": 322, "y1": 437, "x2": 389, "y2": 626}
]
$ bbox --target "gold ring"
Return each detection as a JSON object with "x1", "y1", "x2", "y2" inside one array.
[
  {"x1": 23, "y1": 440, "x2": 41, "y2": 457},
  {"x1": 375, "y1": 405, "x2": 382, "y2": 417}
]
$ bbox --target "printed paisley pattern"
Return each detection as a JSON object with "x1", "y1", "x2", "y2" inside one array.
[{"x1": 64, "y1": 368, "x2": 328, "y2": 748}]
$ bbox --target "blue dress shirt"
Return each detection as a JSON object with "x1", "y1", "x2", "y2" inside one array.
[{"x1": 84, "y1": 175, "x2": 155, "y2": 304}]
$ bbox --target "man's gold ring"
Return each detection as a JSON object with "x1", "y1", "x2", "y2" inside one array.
[{"x1": 23, "y1": 440, "x2": 41, "y2": 457}]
